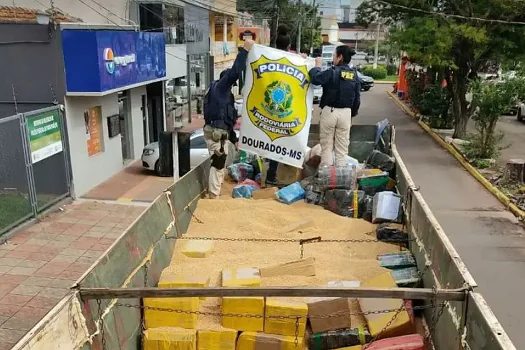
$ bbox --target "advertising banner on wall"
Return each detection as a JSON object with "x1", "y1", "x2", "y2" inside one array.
[
  {"x1": 84, "y1": 106, "x2": 103, "y2": 157},
  {"x1": 26, "y1": 108, "x2": 63, "y2": 164},
  {"x1": 239, "y1": 44, "x2": 314, "y2": 168}
]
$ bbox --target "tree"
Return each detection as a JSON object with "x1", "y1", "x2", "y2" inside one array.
[
  {"x1": 237, "y1": 0, "x2": 322, "y2": 52},
  {"x1": 357, "y1": 0, "x2": 525, "y2": 138}
]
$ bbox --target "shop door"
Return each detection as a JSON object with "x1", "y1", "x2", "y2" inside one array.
[{"x1": 118, "y1": 91, "x2": 133, "y2": 163}]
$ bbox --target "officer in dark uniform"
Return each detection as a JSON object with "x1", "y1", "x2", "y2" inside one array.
[{"x1": 309, "y1": 45, "x2": 360, "y2": 167}]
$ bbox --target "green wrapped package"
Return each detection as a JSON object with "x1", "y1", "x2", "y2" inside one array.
[
  {"x1": 309, "y1": 328, "x2": 371, "y2": 350},
  {"x1": 391, "y1": 267, "x2": 420, "y2": 287},
  {"x1": 377, "y1": 252, "x2": 416, "y2": 269}
]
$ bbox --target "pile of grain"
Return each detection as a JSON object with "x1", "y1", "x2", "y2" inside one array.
[{"x1": 167, "y1": 192, "x2": 402, "y2": 330}]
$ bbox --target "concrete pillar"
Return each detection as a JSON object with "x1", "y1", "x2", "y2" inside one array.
[{"x1": 223, "y1": 15, "x2": 228, "y2": 43}]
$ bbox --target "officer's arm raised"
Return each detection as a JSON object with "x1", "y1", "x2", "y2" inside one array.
[
  {"x1": 309, "y1": 67, "x2": 334, "y2": 86},
  {"x1": 218, "y1": 48, "x2": 249, "y2": 89}
]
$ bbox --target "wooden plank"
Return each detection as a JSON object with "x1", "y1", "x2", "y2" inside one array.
[
  {"x1": 260, "y1": 258, "x2": 316, "y2": 277},
  {"x1": 464, "y1": 292, "x2": 517, "y2": 350},
  {"x1": 79, "y1": 286, "x2": 467, "y2": 301}
]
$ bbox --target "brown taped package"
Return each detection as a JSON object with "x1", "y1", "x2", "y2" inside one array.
[
  {"x1": 252, "y1": 187, "x2": 278, "y2": 200},
  {"x1": 307, "y1": 297, "x2": 351, "y2": 333}
]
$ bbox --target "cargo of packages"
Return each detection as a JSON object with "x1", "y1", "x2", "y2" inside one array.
[{"x1": 25, "y1": 123, "x2": 514, "y2": 350}]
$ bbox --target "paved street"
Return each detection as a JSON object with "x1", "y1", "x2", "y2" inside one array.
[
  {"x1": 493, "y1": 114, "x2": 525, "y2": 166},
  {"x1": 356, "y1": 85, "x2": 525, "y2": 348}
]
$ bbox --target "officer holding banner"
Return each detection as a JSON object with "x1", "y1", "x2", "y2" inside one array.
[{"x1": 309, "y1": 45, "x2": 361, "y2": 167}]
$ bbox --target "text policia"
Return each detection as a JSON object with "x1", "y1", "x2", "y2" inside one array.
[
  {"x1": 240, "y1": 45, "x2": 313, "y2": 168},
  {"x1": 241, "y1": 135, "x2": 303, "y2": 161}
]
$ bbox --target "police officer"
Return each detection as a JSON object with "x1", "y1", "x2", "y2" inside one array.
[
  {"x1": 309, "y1": 45, "x2": 360, "y2": 167},
  {"x1": 203, "y1": 39, "x2": 254, "y2": 199}
]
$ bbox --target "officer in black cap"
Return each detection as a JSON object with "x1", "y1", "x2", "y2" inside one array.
[{"x1": 309, "y1": 45, "x2": 360, "y2": 167}]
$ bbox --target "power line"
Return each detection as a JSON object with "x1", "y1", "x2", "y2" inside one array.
[{"x1": 371, "y1": 0, "x2": 525, "y2": 26}]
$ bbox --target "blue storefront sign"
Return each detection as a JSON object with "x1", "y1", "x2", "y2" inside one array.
[{"x1": 61, "y1": 30, "x2": 166, "y2": 94}]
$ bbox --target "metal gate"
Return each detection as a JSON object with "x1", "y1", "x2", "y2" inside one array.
[{"x1": 0, "y1": 106, "x2": 71, "y2": 236}]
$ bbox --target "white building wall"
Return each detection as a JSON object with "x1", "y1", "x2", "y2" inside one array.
[
  {"x1": 65, "y1": 87, "x2": 145, "y2": 197},
  {"x1": 64, "y1": 94, "x2": 122, "y2": 197},
  {"x1": 129, "y1": 86, "x2": 147, "y2": 157}
]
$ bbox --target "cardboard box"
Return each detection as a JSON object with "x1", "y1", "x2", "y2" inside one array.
[
  {"x1": 197, "y1": 329, "x2": 237, "y2": 350},
  {"x1": 252, "y1": 187, "x2": 278, "y2": 200},
  {"x1": 144, "y1": 297, "x2": 199, "y2": 329},
  {"x1": 181, "y1": 239, "x2": 214, "y2": 258},
  {"x1": 236, "y1": 332, "x2": 304, "y2": 350},
  {"x1": 359, "y1": 272, "x2": 414, "y2": 338},
  {"x1": 143, "y1": 327, "x2": 196, "y2": 350},
  {"x1": 221, "y1": 267, "x2": 261, "y2": 287},
  {"x1": 307, "y1": 297, "x2": 351, "y2": 333},
  {"x1": 221, "y1": 297, "x2": 264, "y2": 331},
  {"x1": 264, "y1": 298, "x2": 308, "y2": 336},
  {"x1": 158, "y1": 272, "x2": 210, "y2": 301}
]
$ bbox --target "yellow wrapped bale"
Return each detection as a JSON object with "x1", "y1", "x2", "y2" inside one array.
[
  {"x1": 197, "y1": 329, "x2": 238, "y2": 350},
  {"x1": 359, "y1": 272, "x2": 414, "y2": 339},
  {"x1": 221, "y1": 267, "x2": 261, "y2": 287},
  {"x1": 221, "y1": 297, "x2": 264, "y2": 331},
  {"x1": 181, "y1": 239, "x2": 214, "y2": 258},
  {"x1": 264, "y1": 298, "x2": 308, "y2": 336},
  {"x1": 143, "y1": 327, "x2": 196, "y2": 350},
  {"x1": 158, "y1": 273, "x2": 210, "y2": 301},
  {"x1": 144, "y1": 297, "x2": 199, "y2": 329},
  {"x1": 236, "y1": 331, "x2": 304, "y2": 350}
]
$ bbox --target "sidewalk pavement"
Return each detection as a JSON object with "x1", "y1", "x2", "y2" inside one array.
[
  {"x1": 357, "y1": 85, "x2": 525, "y2": 348},
  {"x1": 0, "y1": 200, "x2": 145, "y2": 350}
]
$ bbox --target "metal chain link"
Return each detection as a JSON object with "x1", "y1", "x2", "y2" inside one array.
[
  {"x1": 97, "y1": 299, "x2": 107, "y2": 350},
  {"x1": 187, "y1": 207, "x2": 204, "y2": 224},
  {"x1": 173, "y1": 235, "x2": 412, "y2": 244},
  {"x1": 294, "y1": 317, "x2": 300, "y2": 349},
  {"x1": 113, "y1": 302, "x2": 443, "y2": 320},
  {"x1": 424, "y1": 286, "x2": 448, "y2": 346},
  {"x1": 363, "y1": 304, "x2": 405, "y2": 349},
  {"x1": 141, "y1": 263, "x2": 149, "y2": 349}
]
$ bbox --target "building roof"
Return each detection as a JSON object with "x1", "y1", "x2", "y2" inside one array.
[{"x1": 0, "y1": 6, "x2": 81, "y2": 24}]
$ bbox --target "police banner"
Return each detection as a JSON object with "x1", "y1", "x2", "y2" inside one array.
[{"x1": 239, "y1": 44, "x2": 314, "y2": 168}]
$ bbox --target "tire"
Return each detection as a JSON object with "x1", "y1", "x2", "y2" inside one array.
[
  {"x1": 518, "y1": 109, "x2": 523, "y2": 122},
  {"x1": 154, "y1": 160, "x2": 161, "y2": 175},
  {"x1": 363, "y1": 87, "x2": 371, "y2": 92}
]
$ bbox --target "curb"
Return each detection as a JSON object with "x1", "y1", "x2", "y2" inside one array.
[
  {"x1": 375, "y1": 81, "x2": 397, "y2": 85},
  {"x1": 386, "y1": 90, "x2": 525, "y2": 220}
]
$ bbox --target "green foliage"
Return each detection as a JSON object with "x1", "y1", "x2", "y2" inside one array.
[
  {"x1": 465, "y1": 79, "x2": 523, "y2": 159},
  {"x1": 405, "y1": 70, "x2": 452, "y2": 129},
  {"x1": 361, "y1": 65, "x2": 388, "y2": 79},
  {"x1": 356, "y1": 0, "x2": 525, "y2": 138},
  {"x1": 386, "y1": 64, "x2": 397, "y2": 76}
]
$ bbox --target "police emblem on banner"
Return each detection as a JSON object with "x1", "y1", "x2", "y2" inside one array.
[{"x1": 247, "y1": 56, "x2": 310, "y2": 142}]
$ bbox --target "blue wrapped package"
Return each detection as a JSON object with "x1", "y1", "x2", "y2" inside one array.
[
  {"x1": 232, "y1": 184, "x2": 258, "y2": 198},
  {"x1": 228, "y1": 163, "x2": 254, "y2": 182},
  {"x1": 276, "y1": 182, "x2": 306, "y2": 204}
]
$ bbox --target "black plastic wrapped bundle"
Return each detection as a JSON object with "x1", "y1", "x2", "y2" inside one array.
[
  {"x1": 318, "y1": 165, "x2": 357, "y2": 191},
  {"x1": 365, "y1": 150, "x2": 395, "y2": 172},
  {"x1": 324, "y1": 190, "x2": 365, "y2": 217},
  {"x1": 308, "y1": 328, "x2": 372, "y2": 350},
  {"x1": 362, "y1": 195, "x2": 374, "y2": 222}
]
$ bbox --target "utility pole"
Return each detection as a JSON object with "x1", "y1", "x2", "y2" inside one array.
[
  {"x1": 309, "y1": 0, "x2": 316, "y2": 55},
  {"x1": 296, "y1": 0, "x2": 303, "y2": 53},
  {"x1": 373, "y1": 22, "x2": 380, "y2": 69}
]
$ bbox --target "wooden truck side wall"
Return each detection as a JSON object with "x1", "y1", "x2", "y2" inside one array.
[{"x1": 10, "y1": 125, "x2": 516, "y2": 350}]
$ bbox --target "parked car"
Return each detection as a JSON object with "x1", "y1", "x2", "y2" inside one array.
[
  {"x1": 142, "y1": 128, "x2": 240, "y2": 175},
  {"x1": 357, "y1": 71, "x2": 374, "y2": 91},
  {"x1": 313, "y1": 86, "x2": 323, "y2": 104},
  {"x1": 516, "y1": 102, "x2": 525, "y2": 121}
]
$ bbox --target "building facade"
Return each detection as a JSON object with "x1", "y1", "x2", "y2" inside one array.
[{"x1": 60, "y1": 24, "x2": 167, "y2": 196}]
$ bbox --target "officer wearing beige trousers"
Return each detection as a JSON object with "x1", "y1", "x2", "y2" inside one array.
[{"x1": 309, "y1": 45, "x2": 361, "y2": 167}]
